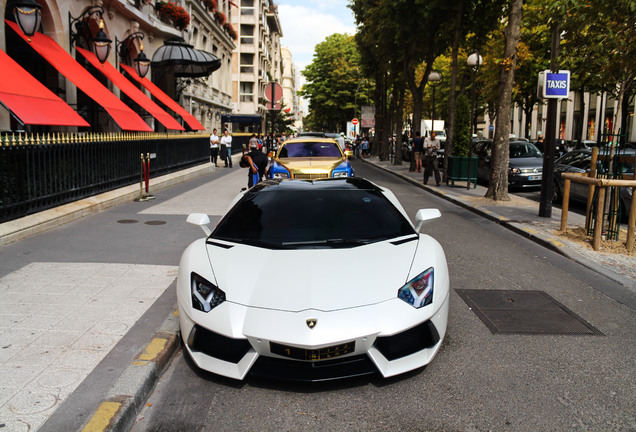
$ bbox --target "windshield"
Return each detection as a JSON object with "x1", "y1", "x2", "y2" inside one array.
[
  {"x1": 212, "y1": 188, "x2": 415, "y2": 248},
  {"x1": 279, "y1": 142, "x2": 343, "y2": 158},
  {"x1": 510, "y1": 142, "x2": 542, "y2": 158}
]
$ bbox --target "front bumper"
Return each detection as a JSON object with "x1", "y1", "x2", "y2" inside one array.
[
  {"x1": 177, "y1": 286, "x2": 449, "y2": 381},
  {"x1": 509, "y1": 173, "x2": 542, "y2": 188}
]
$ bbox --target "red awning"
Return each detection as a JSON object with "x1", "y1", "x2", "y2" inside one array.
[
  {"x1": 119, "y1": 64, "x2": 205, "y2": 131},
  {"x1": 0, "y1": 49, "x2": 89, "y2": 127},
  {"x1": 76, "y1": 47, "x2": 185, "y2": 131},
  {"x1": 7, "y1": 20, "x2": 152, "y2": 132}
]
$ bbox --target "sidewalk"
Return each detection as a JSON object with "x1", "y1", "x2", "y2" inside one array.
[{"x1": 361, "y1": 156, "x2": 636, "y2": 292}]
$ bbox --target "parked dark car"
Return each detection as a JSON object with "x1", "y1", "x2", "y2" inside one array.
[
  {"x1": 402, "y1": 138, "x2": 413, "y2": 162},
  {"x1": 473, "y1": 139, "x2": 544, "y2": 188},
  {"x1": 553, "y1": 148, "x2": 635, "y2": 220}
]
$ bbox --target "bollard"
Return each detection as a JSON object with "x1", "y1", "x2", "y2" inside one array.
[{"x1": 135, "y1": 153, "x2": 155, "y2": 202}]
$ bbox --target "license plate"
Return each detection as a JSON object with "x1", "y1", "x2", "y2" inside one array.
[
  {"x1": 270, "y1": 341, "x2": 355, "y2": 361},
  {"x1": 528, "y1": 175, "x2": 541, "y2": 180}
]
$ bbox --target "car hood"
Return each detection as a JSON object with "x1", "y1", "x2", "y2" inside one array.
[
  {"x1": 509, "y1": 157, "x2": 543, "y2": 169},
  {"x1": 205, "y1": 239, "x2": 418, "y2": 312},
  {"x1": 276, "y1": 157, "x2": 345, "y2": 174}
]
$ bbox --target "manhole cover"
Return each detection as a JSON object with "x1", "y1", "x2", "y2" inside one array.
[
  {"x1": 145, "y1": 220, "x2": 167, "y2": 225},
  {"x1": 117, "y1": 219, "x2": 138, "y2": 224},
  {"x1": 455, "y1": 289, "x2": 603, "y2": 335}
]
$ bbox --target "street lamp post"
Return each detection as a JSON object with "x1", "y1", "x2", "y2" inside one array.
[
  {"x1": 427, "y1": 71, "x2": 442, "y2": 133},
  {"x1": 466, "y1": 50, "x2": 482, "y2": 189},
  {"x1": 69, "y1": 6, "x2": 112, "y2": 65},
  {"x1": 116, "y1": 32, "x2": 151, "y2": 78}
]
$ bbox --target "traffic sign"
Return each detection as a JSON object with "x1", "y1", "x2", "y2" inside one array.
[
  {"x1": 266, "y1": 101, "x2": 281, "y2": 111},
  {"x1": 352, "y1": 118, "x2": 359, "y2": 125},
  {"x1": 538, "y1": 70, "x2": 570, "y2": 99},
  {"x1": 265, "y1": 82, "x2": 283, "y2": 103}
]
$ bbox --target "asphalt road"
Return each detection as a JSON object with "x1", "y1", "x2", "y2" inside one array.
[{"x1": 129, "y1": 160, "x2": 636, "y2": 432}]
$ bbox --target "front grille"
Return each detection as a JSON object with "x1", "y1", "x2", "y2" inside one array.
[
  {"x1": 250, "y1": 354, "x2": 377, "y2": 382},
  {"x1": 374, "y1": 320, "x2": 440, "y2": 361},
  {"x1": 189, "y1": 325, "x2": 251, "y2": 363},
  {"x1": 293, "y1": 173, "x2": 329, "y2": 179}
]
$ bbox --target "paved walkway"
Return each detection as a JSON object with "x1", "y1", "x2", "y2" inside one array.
[{"x1": 361, "y1": 156, "x2": 636, "y2": 292}]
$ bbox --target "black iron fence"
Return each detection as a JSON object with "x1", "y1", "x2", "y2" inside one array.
[{"x1": 0, "y1": 132, "x2": 209, "y2": 223}]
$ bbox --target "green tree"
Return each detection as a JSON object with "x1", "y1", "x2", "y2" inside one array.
[
  {"x1": 300, "y1": 34, "x2": 372, "y2": 132},
  {"x1": 453, "y1": 94, "x2": 472, "y2": 156},
  {"x1": 555, "y1": 0, "x2": 636, "y2": 142}
]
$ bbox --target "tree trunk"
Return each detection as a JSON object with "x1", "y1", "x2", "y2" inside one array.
[
  {"x1": 445, "y1": 0, "x2": 463, "y2": 180},
  {"x1": 372, "y1": 69, "x2": 384, "y2": 157},
  {"x1": 394, "y1": 83, "x2": 405, "y2": 165},
  {"x1": 485, "y1": 0, "x2": 523, "y2": 201},
  {"x1": 575, "y1": 88, "x2": 585, "y2": 147}
]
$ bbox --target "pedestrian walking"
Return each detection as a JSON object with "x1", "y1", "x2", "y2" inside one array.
[
  {"x1": 209, "y1": 128, "x2": 220, "y2": 166},
  {"x1": 361, "y1": 136, "x2": 369, "y2": 158},
  {"x1": 220, "y1": 129, "x2": 233, "y2": 168},
  {"x1": 412, "y1": 131, "x2": 424, "y2": 173},
  {"x1": 423, "y1": 131, "x2": 441, "y2": 186}
]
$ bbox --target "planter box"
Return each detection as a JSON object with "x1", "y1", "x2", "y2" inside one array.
[{"x1": 447, "y1": 156, "x2": 478, "y2": 188}]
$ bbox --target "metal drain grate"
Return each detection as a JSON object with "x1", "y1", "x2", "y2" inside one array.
[{"x1": 456, "y1": 289, "x2": 603, "y2": 335}]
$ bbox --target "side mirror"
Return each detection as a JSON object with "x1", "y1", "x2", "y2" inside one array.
[
  {"x1": 345, "y1": 150, "x2": 354, "y2": 157},
  {"x1": 187, "y1": 213, "x2": 212, "y2": 236},
  {"x1": 415, "y1": 208, "x2": 441, "y2": 231}
]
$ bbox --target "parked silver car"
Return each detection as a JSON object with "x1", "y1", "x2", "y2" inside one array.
[
  {"x1": 553, "y1": 148, "x2": 635, "y2": 221},
  {"x1": 473, "y1": 140, "x2": 544, "y2": 188}
]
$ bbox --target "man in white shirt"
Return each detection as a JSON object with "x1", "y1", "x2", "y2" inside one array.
[
  {"x1": 209, "y1": 128, "x2": 219, "y2": 166},
  {"x1": 220, "y1": 129, "x2": 233, "y2": 168},
  {"x1": 337, "y1": 132, "x2": 345, "y2": 151},
  {"x1": 423, "y1": 131, "x2": 441, "y2": 186}
]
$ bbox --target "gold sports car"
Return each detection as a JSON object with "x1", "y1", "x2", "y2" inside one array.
[{"x1": 268, "y1": 137, "x2": 354, "y2": 180}]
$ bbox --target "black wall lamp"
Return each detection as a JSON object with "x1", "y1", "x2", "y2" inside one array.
[
  {"x1": 69, "y1": 6, "x2": 112, "y2": 64},
  {"x1": 13, "y1": 0, "x2": 42, "y2": 41},
  {"x1": 116, "y1": 32, "x2": 150, "y2": 78}
]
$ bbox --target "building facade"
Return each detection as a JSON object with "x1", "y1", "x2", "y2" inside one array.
[
  {"x1": 0, "y1": 0, "x2": 233, "y2": 134},
  {"x1": 478, "y1": 93, "x2": 636, "y2": 144},
  {"x1": 281, "y1": 45, "x2": 302, "y2": 131},
  {"x1": 228, "y1": 0, "x2": 282, "y2": 133},
  {"x1": 182, "y1": 0, "x2": 236, "y2": 132}
]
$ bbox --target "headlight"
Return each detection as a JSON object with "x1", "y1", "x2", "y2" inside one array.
[
  {"x1": 332, "y1": 171, "x2": 349, "y2": 178},
  {"x1": 397, "y1": 268, "x2": 434, "y2": 308},
  {"x1": 509, "y1": 167, "x2": 521, "y2": 174},
  {"x1": 272, "y1": 172, "x2": 289, "y2": 179},
  {"x1": 191, "y1": 273, "x2": 225, "y2": 312}
]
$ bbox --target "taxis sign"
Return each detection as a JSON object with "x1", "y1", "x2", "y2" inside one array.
[{"x1": 538, "y1": 70, "x2": 570, "y2": 99}]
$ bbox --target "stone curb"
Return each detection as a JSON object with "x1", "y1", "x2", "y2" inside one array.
[
  {"x1": 361, "y1": 158, "x2": 636, "y2": 291},
  {"x1": 80, "y1": 310, "x2": 181, "y2": 432}
]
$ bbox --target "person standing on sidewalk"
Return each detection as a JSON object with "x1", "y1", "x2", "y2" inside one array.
[
  {"x1": 412, "y1": 131, "x2": 424, "y2": 173},
  {"x1": 423, "y1": 131, "x2": 441, "y2": 186},
  {"x1": 209, "y1": 128, "x2": 220, "y2": 166},
  {"x1": 220, "y1": 129, "x2": 233, "y2": 168}
]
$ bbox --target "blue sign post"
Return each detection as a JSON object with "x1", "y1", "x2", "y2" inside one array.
[{"x1": 540, "y1": 70, "x2": 570, "y2": 99}]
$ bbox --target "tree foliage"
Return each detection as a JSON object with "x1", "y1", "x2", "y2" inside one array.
[{"x1": 299, "y1": 34, "x2": 373, "y2": 132}]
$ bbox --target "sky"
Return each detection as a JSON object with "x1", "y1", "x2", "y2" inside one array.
[{"x1": 276, "y1": 0, "x2": 357, "y2": 84}]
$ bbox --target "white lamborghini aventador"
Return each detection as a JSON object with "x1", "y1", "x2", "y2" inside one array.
[{"x1": 177, "y1": 177, "x2": 449, "y2": 381}]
